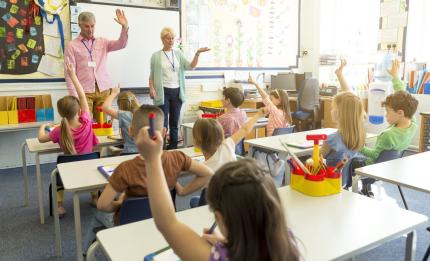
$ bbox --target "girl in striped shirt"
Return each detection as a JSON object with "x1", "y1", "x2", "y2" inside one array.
[{"x1": 248, "y1": 74, "x2": 292, "y2": 176}]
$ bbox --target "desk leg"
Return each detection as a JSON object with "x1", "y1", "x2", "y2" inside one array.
[
  {"x1": 279, "y1": 152, "x2": 290, "y2": 186},
  {"x1": 183, "y1": 126, "x2": 188, "y2": 148},
  {"x1": 51, "y1": 169, "x2": 62, "y2": 256},
  {"x1": 73, "y1": 193, "x2": 84, "y2": 261},
  {"x1": 352, "y1": 175, "x2": 359, "y2": 193},
  {"x1": 405, "y1": 231, "x2": 416, "y2": 261},
  {"x1": 21, "y1": 142, "x2": 29, "y2": 206},
  {"x1": 86, "y1": 241, "x2": 100, "y2": 261},
  {"x1": 35, "y1": 153, "x2": 45, "y2": 224}
]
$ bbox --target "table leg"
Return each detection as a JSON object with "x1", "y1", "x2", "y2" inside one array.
[
  {"x1": 21, "y1": 142, "x2": 29, "y2": 206},
  {"x1": 73, "y1": 193, "x2": 84, "y2": 261},
  {"x1": 51, "y1": 169, "x2": 62, "y2": 256},
  {"x1": 279, "y1": 152, "x2": 290, "y2": 186},
  {"x1": 183, "y1": 126, "x2": 188, "y2": 148},
  {"x1": 86, "y1": 241, "x2": 100, "y2": 261},
  {"x1": 405, "y1": 231, "x2": 416, "y2": 261},
  {"x1": 35, "y1": 153, "x2": 45, "y2": 224},
  {"x1": 352, "y1": 175, "x2": 359, "y2": 193}
]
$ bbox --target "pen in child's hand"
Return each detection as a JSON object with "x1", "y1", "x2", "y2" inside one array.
[
  {"x1": 148, "y1": 112, "x2": 155, "y2": 139},
  {"x1": 208, "y1": 221, "x2": 217, "y2": 234}
]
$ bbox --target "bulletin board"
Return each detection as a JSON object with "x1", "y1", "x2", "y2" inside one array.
[
  {"x1": 182, "y1": 0, "x2": 300, "y2": 70},
  {"x1": 0, "y1": 0, "x2": 70, "y2": 82}
]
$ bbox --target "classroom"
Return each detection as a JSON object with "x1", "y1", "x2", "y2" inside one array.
[{"x1": 2, "y1": 0, "x2": 430, "y2": 260}]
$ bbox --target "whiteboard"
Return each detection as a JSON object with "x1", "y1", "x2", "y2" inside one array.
[
  {"x1": 183, "y1": 0, "x2": 300, "y2": 69},
  {"x1": 74, "y1": 3, "x2": 180, "y2": 88}
]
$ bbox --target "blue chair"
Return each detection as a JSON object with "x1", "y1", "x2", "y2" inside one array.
[
  {"x1": 190, "y1": 188, "x2": 207, "y2": 208},
  {"x1": 235, "y1": 139, "x2": 245, "y2": 156},
  {"x1": 118, "y1": 197, "x2": 153, "y2": 225},
  {"x1": 49, "y1": 152, "x2": 100, "y2": 216},
  {"x1": 292, "y1": 78, "x2": 320, "y2": 131}
]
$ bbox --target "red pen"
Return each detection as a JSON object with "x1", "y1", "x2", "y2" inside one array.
[
  {"x1": 148, "y1": 112, "x2": 156, "y2": 139},
  {"x1": 333, "y1": 158, "x2": 348, "y2": 172}
]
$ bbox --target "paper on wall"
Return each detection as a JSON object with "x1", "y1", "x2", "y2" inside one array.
[
  {"x1": 379, "y1": 28, "x2": 398, "y2": 44},
  {"x1": 70, "y1": 5, "x2": 82, "y2": 23},
  {"x1": 44, "y1": 37, "x2": 62, "y2": 57},
  {"x1": 71, "y1": 23, "x2": 80, "y2": 33},
  {"x1": 380, "y1": 1, "x2": 400, "y2": 17},
  {"x1": 43, "y1": 19, "x2": 59, "y2": 37},
  {"x1": 385, "y1": 13, "x2": 407, "y2": 29},
  {"x1": 37, "y1": 55, "x2": 63, "y2": 76}
]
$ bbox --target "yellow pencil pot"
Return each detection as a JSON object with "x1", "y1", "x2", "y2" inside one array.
[{"x1": 290, "y1": 167, "x2": 341, "y2": 197}]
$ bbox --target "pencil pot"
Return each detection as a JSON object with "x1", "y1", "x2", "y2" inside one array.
[{"x1": 290, "y1": 167, "x2": 341, "y2": 197}]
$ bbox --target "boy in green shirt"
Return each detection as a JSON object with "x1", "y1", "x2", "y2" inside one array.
[{"x1": 360, "y1": 60, "x2": 419, "y2": 165}]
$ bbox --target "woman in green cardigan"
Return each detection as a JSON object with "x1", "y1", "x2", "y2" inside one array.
[{"x1": 149, "y1": 27, "x2": 210, "y2": 149}]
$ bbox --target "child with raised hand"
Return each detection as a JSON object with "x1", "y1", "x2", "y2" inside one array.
[
  {"x1": 248, "y1": 73, "x2": 292, "y2": 175},
  {"x1": 38, "y1": 58, "x2": 99, "y2": 216},
  {"x1": 102, "y1": 87, "x2": 140, "y2": 154},
  {"x1": 136, "y1": 127, "x2": 300, "y2": 261},
  {"x1": 192, "y1": 108, "x2": 265, "y2": 172},
  {"x1": 217, "y1": 87, "x2": 247, "y2": 138}
]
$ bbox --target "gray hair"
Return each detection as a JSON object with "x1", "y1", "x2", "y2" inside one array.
[{"x1": 78, "y1": 12, "x2": 96, "y2": 24}]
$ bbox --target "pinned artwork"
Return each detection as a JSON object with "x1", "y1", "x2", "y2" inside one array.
[{"x1": 0, "y1": 0, "x2": 44, "y2": 75}]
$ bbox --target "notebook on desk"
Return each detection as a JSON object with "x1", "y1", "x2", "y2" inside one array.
[
  {"x1": 144, "y1": 246, "x2": 181, "y2": 261},
  {"x1": 97, "y1": 164, "x2": 117, "y2": 179}
]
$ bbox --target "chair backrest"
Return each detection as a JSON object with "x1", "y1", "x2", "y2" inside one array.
[
  {"x1": 272, "y1": 125, "x2": 295, "y2": 136},
  {"x1": 235, "y1": 139, "x2": 245, "y2": 156},
  {"x1": 375, "y1": 150, "x2": 405, "y2": 164},
  {"x1": 297, "y1": 78, "x2": 320, "y2": 111},
  {"x1": 118, "y1": 189, "x2": 177, "y2": 225},
  {"x1": 57, "y1": 152, "x2": 100, "y2": 164}
]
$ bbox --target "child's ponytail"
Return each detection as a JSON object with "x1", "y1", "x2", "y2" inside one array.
[{"x1": 60, "y1": 117, "x2": 76, "y2": 155}]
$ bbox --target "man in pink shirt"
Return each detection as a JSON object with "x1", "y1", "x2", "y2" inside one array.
[{"x1": 64, "y1": 9, "x2": 129, "y2": 121}]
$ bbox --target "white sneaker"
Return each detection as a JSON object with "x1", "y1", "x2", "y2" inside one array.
[{"x1": 272, "y1": 159, "x2": 285, "y2": 177}]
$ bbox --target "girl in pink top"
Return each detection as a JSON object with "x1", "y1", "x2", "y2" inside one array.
[
  {"x1": 38, "y1": 58, "x2": 99, "y2": 217},
  {"x1": 248, "y1": 74, "x2": 292, "y2": 136},
  {"x1": 248, "y1": 74, "x2": 292, "y2": 176}
]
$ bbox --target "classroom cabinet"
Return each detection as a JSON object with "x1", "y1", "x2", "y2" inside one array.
[{"x1": 420, "y1": 112, "x2": 430, "y2": 152}]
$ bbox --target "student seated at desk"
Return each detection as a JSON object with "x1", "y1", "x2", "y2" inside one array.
[
  {"x1": 38, "y1": 60, "x2": 99, "y2": 217},
  {"x1": 192, "y1": 108, "x2": 264, "y2": 172},
  {"x1": 83, "y1": 105, "x2": 213, "y2": 254},
  {"x1": 217, "y1": 87, "x2": 247, "y2": 137},
  {"x1": 359, "y1": 60, "x2": 419, "y2": 195},
  {"x1": 248, "y1": 74, "x2": 292, "y2": 175},
  {"x1": 136, "y1": 129, "x2": 300, "y2": 261},
  {"x1": 102, "y1": 86, "x2": 140, "y2": 154}
]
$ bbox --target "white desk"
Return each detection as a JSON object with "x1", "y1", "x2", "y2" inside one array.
[
  {"x1": 21, "y1": 135, "x2": 123, "y2": 224},
  {"x1": 54, "y1": 148, "x2": 203, "y2": 261},
  {"x1": 180, "y1": 118, "x2": 268, "y2": 147},
  {"x1": 94, "y1": 187, "x2": 427, "y2": 261},
  {"x1": 354, "y1": 151, "x2": 430, "y2": 194}
]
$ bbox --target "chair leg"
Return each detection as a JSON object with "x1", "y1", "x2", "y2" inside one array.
[
  {"x1": 49, "y1": 184, "x2": 52, "y2": 217},
  {"x1": 397, "y1": 185, "x2": 409, "y2": 210},
  {"x1": 422, "y1": 245, "x2": 430, "y2": 261}
]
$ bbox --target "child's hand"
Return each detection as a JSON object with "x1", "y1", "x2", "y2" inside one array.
[
  {"x1": 259, "y1": 107, "x2": 268, "y2": 115},
  {"x1": 111, "y1": 86, "x2": 120, "y2": 96},
  {"x1": 335, "y1": 58, "x2": 347, "y2": 76},
  {"x1": 117, "y1": 192, "x2": 126, "y2": 204},
  {"x1": 135, "y1": 127, "x2": 163, "y2": 161},
  {"x1": 202, "y1": 228, "x2": 225, "y2": 246},
  {"x1": 387, "y1": 59, "x2": 400, "y2": 78},
  {"x1": 248, "y1": 73, "x2": 256, "y2": 85},
  {"x1": 65, "y1": 57, "x2": 76, "y2": 77}
]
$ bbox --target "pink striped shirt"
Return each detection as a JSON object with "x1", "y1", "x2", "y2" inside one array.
[
  {"x1": 218, "y1": 108, "x2": 247, "y2": 137},
  {"x1": 64, "y1": 28, "x2": 129, "y2": 96},
  {"x1": 263, "y1": 96, "x2": 289, "y2": 136}
]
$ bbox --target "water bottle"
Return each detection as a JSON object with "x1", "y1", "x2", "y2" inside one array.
[{"x1": 368, "y1": 82, "x2": 390, "y2": 124}]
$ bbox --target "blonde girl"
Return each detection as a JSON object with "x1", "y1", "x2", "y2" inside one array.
[
  {"x1": 38, "y1": 59, "x2": 99, "y2": 216},
  {"x1": 102, "y1": 88, "x2": 140, "y2": 153}
]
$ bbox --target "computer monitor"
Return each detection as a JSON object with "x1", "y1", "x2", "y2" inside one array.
[{"x1": 271, "y1": 73, "x2": 297, "y2": 92}]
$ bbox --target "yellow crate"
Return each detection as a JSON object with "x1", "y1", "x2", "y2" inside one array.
[{"x1": 200, "y1": 100, "x2": 223, "y2": 108}]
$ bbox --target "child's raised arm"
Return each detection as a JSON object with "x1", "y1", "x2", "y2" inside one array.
[
  {"x1": 65, "y1": 58, "x2": 90, "y2": 113},
  {"x1": 230, "y1": 108, "x2": 265, "y2": 145},
  {"x1": 248, "y1": 73, "x2": 268, "y2": 99},
  {"x1": 102, "y1": 86, "x2": 121, "y2": 119},
  {"x1": 388, "y1": 59, "x2": 405, "y2": 92},
  {"x1": 135, "y1": 128, "x2": 211, "y2": 261},
  {"x1": 335, "y1": 58, "x2": 351, "y2": 92}
]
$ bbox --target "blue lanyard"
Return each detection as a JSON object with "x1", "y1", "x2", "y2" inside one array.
[
  {"x1": 81, "y1": 39, "x2": 95, "y2": 61},
  {"x1": 163, "y1": 50, "x2": 175, "y2": 72}
]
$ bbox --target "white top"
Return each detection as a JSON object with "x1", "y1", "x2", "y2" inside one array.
[
  {"x1": 161, "y1": 50, "x2": 180, "y2": 88},
  {"x1": 204, "y1": 138, "x2": 236, "y2": 172},
  {"x1": 96, "y1": 186, "x2": 427, "y2": 261},
  {"x1": 355, "y1": 151, "x2": 430, "y2": 194}
]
